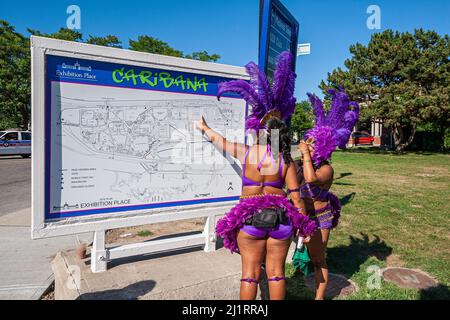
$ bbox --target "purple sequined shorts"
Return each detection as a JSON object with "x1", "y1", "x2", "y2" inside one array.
[
  {"x1": 309, "y1": 203, "x2": 335, "y2": 229},
  {"x1": 240, "y1": 221, "x2": 293, "y2": 239}
]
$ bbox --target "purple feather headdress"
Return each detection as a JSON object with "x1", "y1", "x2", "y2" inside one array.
[
  {"x1": 217, "y1": 51, "x2": 297, "y2": 131},
  {"x1": 305, "y1": 88, "x2": 360, "y2": 166}
]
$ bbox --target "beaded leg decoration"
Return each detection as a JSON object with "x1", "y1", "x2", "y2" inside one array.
[
  {"x1": 241, "y1": 278, "x2": 259, "y2": 284},
  {"x1": 267, "y1": 276, "x2": 287, "y2": 282}
]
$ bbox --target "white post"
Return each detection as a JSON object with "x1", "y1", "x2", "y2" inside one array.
[
  {"x1": 203, "y1": 215, "x2": 217, "y2": 252},
  {"x1": 91, "y1": 230, "x2": 108, "y2": 273}
]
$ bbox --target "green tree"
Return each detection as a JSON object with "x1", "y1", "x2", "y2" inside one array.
[
  {"x1": 86, "y1": 35, "x2": 122, "y2": 48},
  {"x1": 289, "y1": 100, "x2": 314, "y2": 139},
  {"x1": 320, "y1": 29, "x2": 449, "y2": 152},
  {"x1": 129, "y1": 35, "x2": 184, "y2": 57},
  {"x1": 0, "y1": 20, "x2": 30, "y2": 129},
  {"x1": 129, "y1": 35, "x2": 220, "y2": 62},
  {"x1": 28, "y1": 27, "x2": 83, "y2": 42},
  {"x1": 185, "y1": 50, "x2": 220, "y2": 62}
]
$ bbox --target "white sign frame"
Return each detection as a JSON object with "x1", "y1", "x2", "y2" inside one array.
[{"x1": 31, "y1": 36, "x2": 249, "y2": 243}]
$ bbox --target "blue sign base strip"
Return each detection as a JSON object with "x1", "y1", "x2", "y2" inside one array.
[
  {"x1": 46, "y1": 195, "x2": 240, "y2": 219},
  {"x1": 44, "y1": 54, "x2": 245, "y2": 221}
]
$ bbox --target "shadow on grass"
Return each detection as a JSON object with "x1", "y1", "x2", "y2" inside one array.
[
  {"x1": 285, "y1": 271, "x2": 315, "y2": 300},
  {"x1": 335, "y1": 172, "x2": 353, "y2": 180},
  {"x1": 340, "y1": 147, "x2": 391, "y2": 155},
  {"x1": 420, "y1": 284, "x2": 450, "y2": 300},
  {"x1": 327, "y1": 233, "x2": 392, "y2": 279},
  {"x1": 334, "y1": 181, "x2": 355, "y2": 186},
  {"x1": 340, "y1": 192, "x2": 356, "y2": 206}
]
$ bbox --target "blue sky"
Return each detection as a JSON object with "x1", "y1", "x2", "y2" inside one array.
[{"x1": 1, "y1": 0, "x2": 449, "y2": 99}]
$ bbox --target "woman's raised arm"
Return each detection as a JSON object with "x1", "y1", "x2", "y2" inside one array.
[
  {"x1": 298, "y1": 140, "x2": 334, "y2": 186},
  {"x1": 195, "y1": 116, "x2": 247, "y2": 163}
]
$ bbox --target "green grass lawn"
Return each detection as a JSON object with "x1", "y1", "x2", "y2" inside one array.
[{"x1": 286, "y1": 149, "x2": 450, "y2": 300}]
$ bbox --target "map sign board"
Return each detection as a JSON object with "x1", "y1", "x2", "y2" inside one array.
[
  {"x1": 259, "y1": 0, "x2": 299, "y2": 79},
  {"x1": 31, "y1": 36, "x2": 248, "y2": 239}
]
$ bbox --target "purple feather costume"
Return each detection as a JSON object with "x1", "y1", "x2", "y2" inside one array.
[
  {"x1": 216, "y1": 195, "x2": 318, "y2": 253},
  {"x1": 305, "y1": 88, "x2": 360, "y2": 167},
  {"x1": 300, "y1": 88, "x2": 359, "y2": 229},
  {"x1": 215, "y1": 51, "x2": 318, "y2": 253}
]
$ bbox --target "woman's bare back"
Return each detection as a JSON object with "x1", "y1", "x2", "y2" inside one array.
[{"x1": 241, "y1": 144, "x2": 287, "y2": 197}]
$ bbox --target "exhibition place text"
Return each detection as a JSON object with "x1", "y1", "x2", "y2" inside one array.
[
  {"x1": 113, "y1": 67, "x2": 209, "y2": 92},
  {"x1": 182, "y1": 304, "x2": 268, "y2": 317},
  {"x1": 80, "y1": 199, "x2": 131, "y2": 208}
]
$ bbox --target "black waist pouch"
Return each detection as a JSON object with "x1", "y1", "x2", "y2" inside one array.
[{"x1": 245, "y1": 207, "x2": 288, "y2": 228}]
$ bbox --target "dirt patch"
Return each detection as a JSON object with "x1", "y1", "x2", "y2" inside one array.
[
  {"x1": 382, "y1": 267, "x2": 438, "y2": 290},
  {"x1": 304, "y1": 273, "x2": 358, "y2": 299},
  {"x1": 386, "y1": 254, "x2": 404, "y2": 267},
  {"x1": 105, "y1": 218, "x2": 206, "y2": 245}
]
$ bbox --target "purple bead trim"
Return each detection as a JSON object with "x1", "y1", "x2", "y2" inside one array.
[
  {"x1": 312, "y1": 203, "x2": 332, "y2": 214},
  {"x1": 267, "y1": 276, "x2": 287, "y2": 282},
  {"x1": 241, "y1": 278, "x2": 259, "y2": 284},
  {"x1": 300, "y1": 183, "x2": 329, "y2": 201},
  {"x1": 287, "y1": 187, "x2": 301, "y2": 194}
]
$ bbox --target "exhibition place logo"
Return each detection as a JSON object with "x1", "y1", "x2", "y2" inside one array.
[
  {"x1": 56, "y1": 61, "x2": 96, "y2": 80},
  {"x1": 112, "y1": 67, "x2": 209, "y2": 92}
]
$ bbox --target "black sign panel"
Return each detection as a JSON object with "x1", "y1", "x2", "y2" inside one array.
[{"x1": 259, "y1": 0, "x2": 299, "y2": 80}]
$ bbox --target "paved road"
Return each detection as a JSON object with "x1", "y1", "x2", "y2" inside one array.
[
  {"x1": 0, "y1": 156, "x2": 92, "y2": 300},
  {"x1": 0, "y1": 156, "x2": 32, "y2": 218}
]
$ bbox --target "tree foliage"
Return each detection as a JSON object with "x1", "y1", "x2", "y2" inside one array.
[
  {"x1": 289, "y1": 100, "x2": 314, "y2": 139},
  {"x1": 0, "y1": 20, "x2": 30, "y2": 129},
  {"x1": 129, "y1": 35, "x2": 184, "y2": 57},
  {"x1": 86, "y1": 35, "x2": 122, "y2": 48},
  {"x1": 129, "y1": 35, "x2": 220, "y2": 62},
  {"x1": 185, "y1": 51, "x2": 220, "y2": 62},
  {"x1": 28, "y1": 27, "x2": 83, "y2": 42},
  {"x1": 320, "y1": 29, "x2": 449, "y2": 151}
]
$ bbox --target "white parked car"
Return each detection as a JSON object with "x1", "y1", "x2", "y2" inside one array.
[{"x1": 0, "y1": 131, "x2": 32, "y2": 158}]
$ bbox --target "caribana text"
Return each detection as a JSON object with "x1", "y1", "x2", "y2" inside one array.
[{"x1": 112, "y1": 68, "x2": 209, "y2": 92}]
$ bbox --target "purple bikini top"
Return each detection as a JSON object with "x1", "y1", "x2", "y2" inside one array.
[{"x1": 242, "y1": 145, "x2": 284, "y2": 189}]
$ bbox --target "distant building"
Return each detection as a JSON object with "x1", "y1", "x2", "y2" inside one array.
[{"x1": 347, "y1": 118, "x2": 393, "y2": 149}]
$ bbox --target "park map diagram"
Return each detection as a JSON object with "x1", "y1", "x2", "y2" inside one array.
[{"x1": 49, "y1": 82, "x2": 245, "y2": 214}]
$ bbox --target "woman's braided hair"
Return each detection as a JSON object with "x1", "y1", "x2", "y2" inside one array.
[{"x1": 266, "y1": 118, "x2": 293, "y2": 165}]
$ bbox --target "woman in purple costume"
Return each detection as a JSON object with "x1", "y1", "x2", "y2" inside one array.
[
  {"x1": 195, "y1": 52, "x2": 317, "y2": 300},
  {"x1": 292, "y1": 88, "x2": 359, "y2": 300}
]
